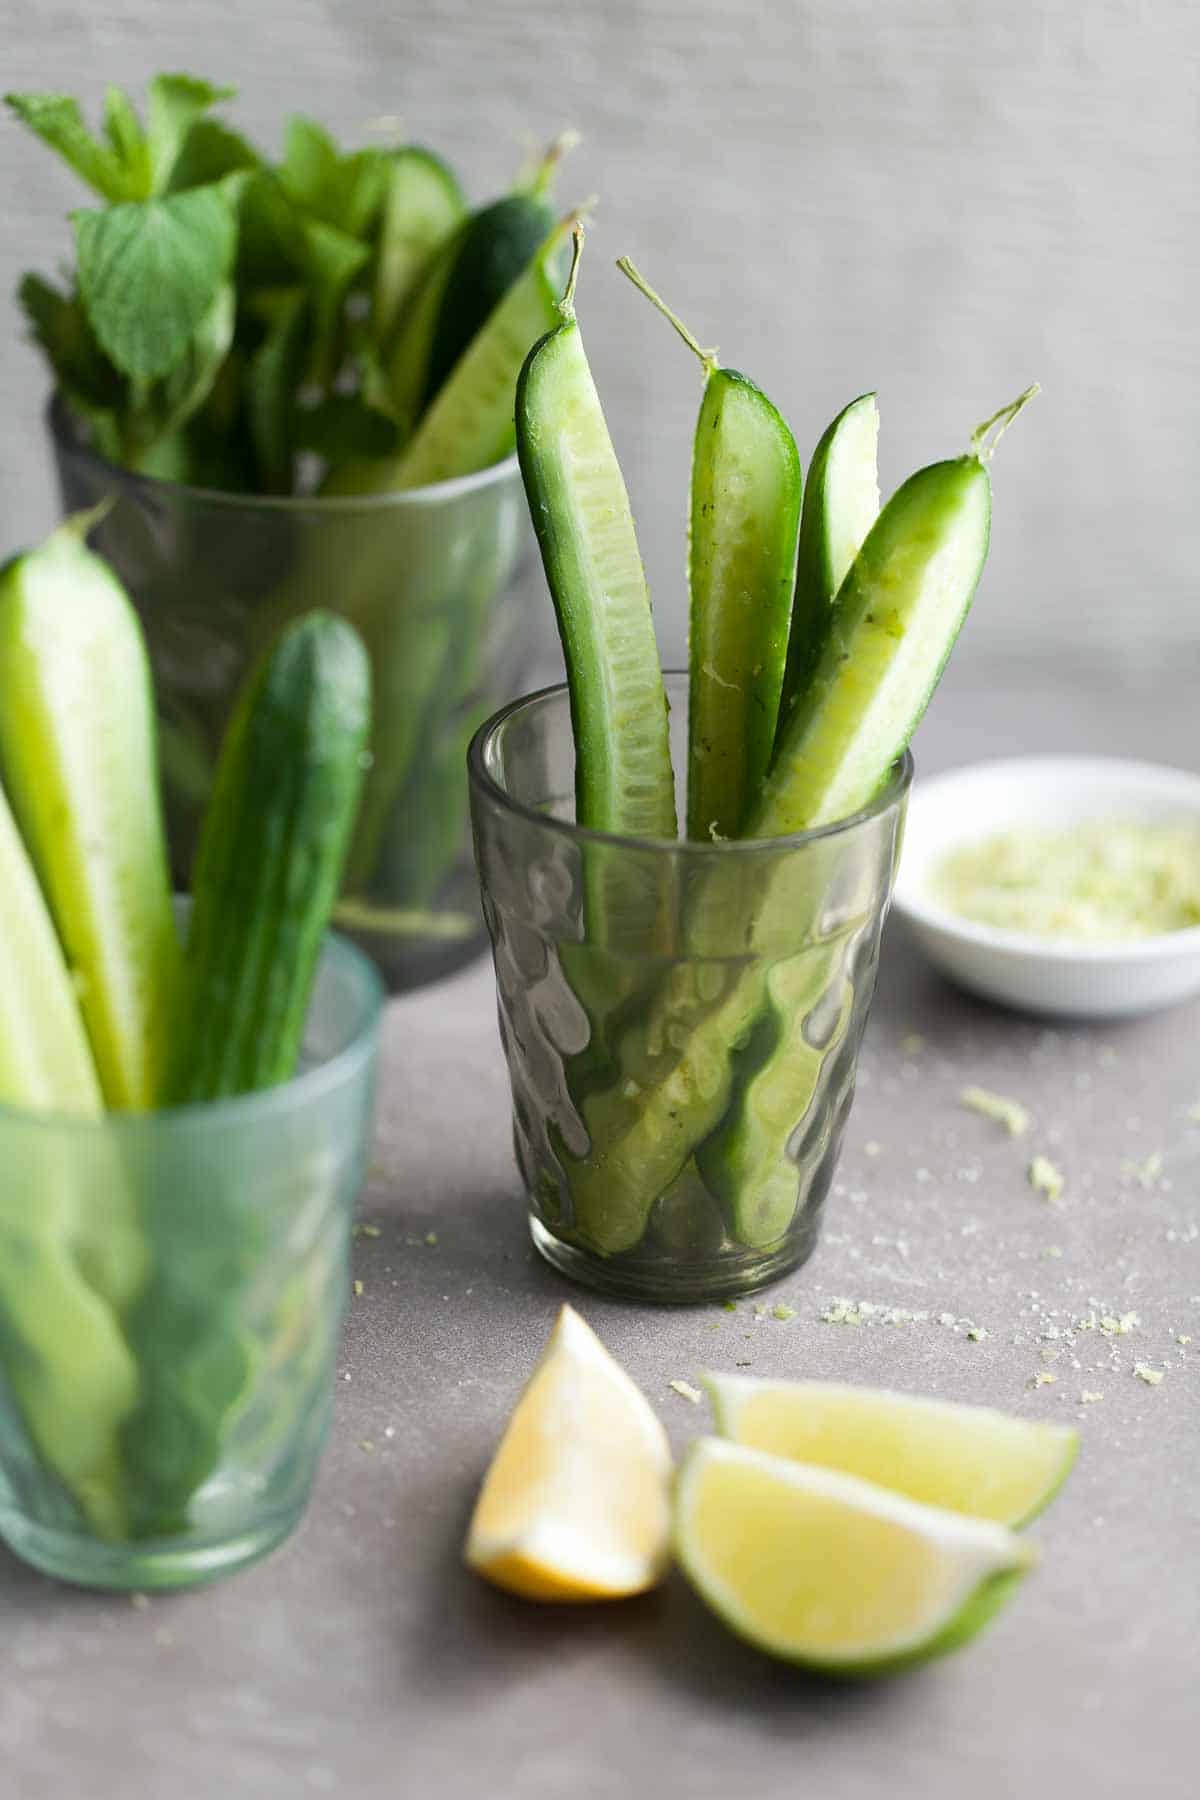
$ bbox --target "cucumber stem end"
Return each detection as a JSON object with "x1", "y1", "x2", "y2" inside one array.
[
  {"x1": 559, "y1": 222, "x2": 586, "y2": 322},
  {"x1": 970, "y1": 383, "x2": 1041, "y2": 462},
  {"x1": 615, "y1": 256, "x2": 719, "y2": 376}
]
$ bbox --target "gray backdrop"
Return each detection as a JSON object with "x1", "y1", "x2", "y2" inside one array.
[{"x1": 2, "y1": 0, "x2": 1196, "y2": 671}]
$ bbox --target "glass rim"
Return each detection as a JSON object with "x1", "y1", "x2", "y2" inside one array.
[
  {"x1": 0, "y1": 927, "x2": 383, "y2": 1138},
  {"x1": 467, "y1": 676, "x2": 914, "y2": 857},
  {"x1": 48, "y1": 391, "x2": 521, "y2": 515}
]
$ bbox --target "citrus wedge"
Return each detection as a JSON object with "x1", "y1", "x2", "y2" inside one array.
[
  {"x1": 675, "y1": 1439, "x2": 1036, "y2": 1676},
  {"x1": 465, "y1": 1305, "x2": 673, "y2": 1601},
  {"x1": 705, "y1": 1375, "x2": 1077, "y2": 1528}
]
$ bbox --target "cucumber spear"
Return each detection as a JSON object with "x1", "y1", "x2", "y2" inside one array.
[{"x1": 617, "y1": 257, "x2": 801, "y2": 843}]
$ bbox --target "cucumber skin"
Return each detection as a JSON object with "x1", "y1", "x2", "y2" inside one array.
[
  {"x1": 423, "y1": 194, "x2": 553, "y2": 409},
  {"x1": 170, "y1": 610, "x2": 371, "y2": 1102},
  {"x1": 372, "y1": 146, "x2": 465, "y2": 347},
  {"x1": 774, "y1": 393, "x2": 879, "y2": 757},
  {"x1": 756, "y1": 457, "x2": 991, "y2": 835},
  {"x1": 687, "y1": 369, "x2": 802, "y2": 842},
  {"x1": 563, "y1": 458, "x2": 988, "y2": 1252},
  {"x1": 0, "y1": 520, "x2": 180, "y2": 1112},
  {"x1": 516, "y1": 319, "x2": 677, "y2": 841}
]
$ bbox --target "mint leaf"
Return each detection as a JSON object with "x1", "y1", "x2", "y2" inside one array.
[
  {"x1": 102, "y1": 87, "x2": 152, "y2": 197},
  {"x1": 18, "y1": 272, "x2": 121, "y2": 407},
  {"x1": 74, "y1": 187, "x2": 238, "y2": 379},
  {"x1": 298, "y1": 217, "x2": 370, "y2": 385},
  {"x1": 279, "y1": 115, "x2": 387, "y2": 240},
  {"x1": 168, "y1": 117, "x2": 260, "y2": 193},
  {"x1": 124, "y1": 282, "x2": 236, "y2": 455},
  {"x1": 6, "y1": 91, "x2": 131, "y2": 200},
  {"x1": 236, "y1": 170, "x2": 307, "y2": 286},
  {"x1": 146, "y1": 73, "x2": 235, "y2": 192}
]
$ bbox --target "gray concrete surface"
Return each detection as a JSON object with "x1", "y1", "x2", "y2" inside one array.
[
  {"x1": 3, "y1": 0, "x2": 1199, "y2": 669},
  {"x1": 1, "y1": 660, "x2": 1197, "y2": 1798}
]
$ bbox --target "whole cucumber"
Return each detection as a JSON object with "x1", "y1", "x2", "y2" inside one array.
[{"x1": 170, "y1": 610, "x2": 371, "y2": 1102}]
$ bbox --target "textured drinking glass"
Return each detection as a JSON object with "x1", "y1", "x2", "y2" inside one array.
[
  {"x1": 0, "y1": 932, "x2": 381, "y2": 1590},
  {"x1": 52, "y1": 396, "x2": 535, "y2": 992},
  {"x1": 469, "y1": 676, "x2": 911, "y2": 1302}
]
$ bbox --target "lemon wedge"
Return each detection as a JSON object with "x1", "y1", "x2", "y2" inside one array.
[
  {"x1": 676, "y1": 1439, "x2": 1036, "y2": 1675},
  {"x1": 705, "y1": 1374, "x2": 1077, "y2": 1527},
  {"x1": 465, "y1": 1304, "x2": 672, "y2": 1600}
]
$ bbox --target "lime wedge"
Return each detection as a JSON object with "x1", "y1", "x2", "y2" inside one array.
[
  {"x1": 675, "y1": 1439, "x2": 1036, "y2": 1675},
  {"x1": 704, "y1": 1375, "x2": 1077, "y2": 1528}
]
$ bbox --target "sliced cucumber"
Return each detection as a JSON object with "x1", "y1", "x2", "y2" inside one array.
[
  {"x1": 379, "y1": 219, "x2": 467, "y2": 439},
  {"x1": 754, "y1": 457, "x2": 991, "y2": 834},
  {"x1": 372, "y1": 145, "x2": 465, "y2": 346},
  {"x1": 617, "y1": 259, "x2": 801, "y2": 843},
  {"x1": 774, "y1": 393, "x2": 879, "y2": 753},
  {"x1": 694, "y1": 940, "x2": 853, "y2": 1246},
  {"x1": 331, "y1": 217, "x2": 568, "y2": 495},
  {"x1": 0, "y1": 782, "x2": 102, "y2": 1117},
  {"x1": 560, "y1": 390, "x2": 1038, "y2": 1253},
  {"x1": 0, "y1": 511, "x2": 179, "y2": 1111},
  {"x1": 516, "y1": 228, "x2": 676, "y2": 839},
  {"x1": 0, "y1": 784, "x2": 141, "y2": 1538},
  {"x1": 423, "y1": 192, "x2": 554, "y2": 410}
]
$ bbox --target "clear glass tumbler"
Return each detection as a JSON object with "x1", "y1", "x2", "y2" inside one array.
[
  {"x1": 469, "y1": 676, "x2": 911, "y2": 1302},
  {"x1": 0, "y1": 932, "x2": 381, "y2": 1590},
  {"x1": 51, "y1": 396, "x2": 536, "y2": 992}
]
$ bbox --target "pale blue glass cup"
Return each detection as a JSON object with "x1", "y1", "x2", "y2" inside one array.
[{"x1": 0, "y1": 931, "x2": 381, "y2": 1590}]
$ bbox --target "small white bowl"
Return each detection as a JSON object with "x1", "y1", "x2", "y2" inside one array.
[{"x1": 892, "y1": 755, "x2": 1200, "y2": 1018}]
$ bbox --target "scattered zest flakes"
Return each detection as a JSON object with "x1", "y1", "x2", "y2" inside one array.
[
  {"x1": 353, "y1": 1279, "x2": 363, "y2": 1297},
  {"x1": 966, "y1": 1326, "x2": 989, "y2": 1342},
  {"x1": 1099, "y1": 1311, "x2": 1139, "y2": 1337},
  {"x1": 1042, "y1": 1245, "x2": 1064, "y2": 1260},
  {"x1": 353, "y1": 1222, "x2": 382, "y2": 1239},
  {"x1": 771, "y1": 1304, "x2": 796, "y2": 1322},
  {"x1": 360, "y1": 1440, "x2": 376, "y2": 1452},
  {"x1": 1121, "y1": 1150, "x2": 1164, "y2": 1189},
  {"x1": 961, "y1": 1086, "x2": 1031, "y2": 1136},
  {"x1": 1080, "y1": 1390, "x2": 1104, "y2": 1405},
  {"x1": 1032, "y1": 1371, "x2": 1057, "y2": 1387},
  {"x1": 1133, "y1": 1364, "x2": 1164, "y2": 1386},
  {"x1": 424, "y1": 1232, "x2": 439, "y2": 1247},
  {"x1": 722, "y1": 1300, "x2": 738, "y2": 1313},
  {"x1": 669, "y1": 1379, "x2": 703, "y2": 1405},
  {"x1": 1177, "y1": 1334, "x2": 1192, "y2": 1346},
  {"x1": 820, "y1": 1297, "x2": 930, "y2": 1327},
  {"x1": 1029, "y1": 1155, "x2": 1065, "y2": 1203}
]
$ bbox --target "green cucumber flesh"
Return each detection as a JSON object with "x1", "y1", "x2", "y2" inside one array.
[
  {"x1": 694, "y1": 941, "x2": 854, "y2": 1247},
  {"x1": 775, "y1": 393, "x2": 879, "y2": 754},
  {"x1": 0, "y1": 515, "x2": 180, "y2": 1112},
  {"x1": 516, "y1": 247, "x2": 676, "y2": 840},
  {"x1": 0, "y1": 783, "x2": 137, "y2": 1539},
  {"x1": 372, "y1": 146, "x2": 466, "y2": 347},
  {"x1": 755, "y1": 456, "x2": 991, "y2": 834},
  {"x1": 563, "y1": 448, "x2": 994, "y2": 1253},
  {"x1": 171, "y1": 610, "x2": 371, "y2": 1102},
  {"x1": 688, "y1": 369, "x2": 802, "y2": 840},
  {"x1": 423, "y1": 192, "x2": 554, "y2": 409},
  {"x1": 614, "y1": 260, "x2": 801, "y2": 843},
  {"x1": 0, "y1": 783, "x2": 103, "y2": 1117}
]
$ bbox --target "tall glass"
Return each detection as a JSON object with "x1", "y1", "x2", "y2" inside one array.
[
  {"x1": 0, "y1": 931, "x2": 381, "y2": 1591},
  {"x1": 51, "y1": 396, "x2": 535, "y2": 992},
  {"x1": 469, "y1": 677, "x2": 910, "y2": 1302}
]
